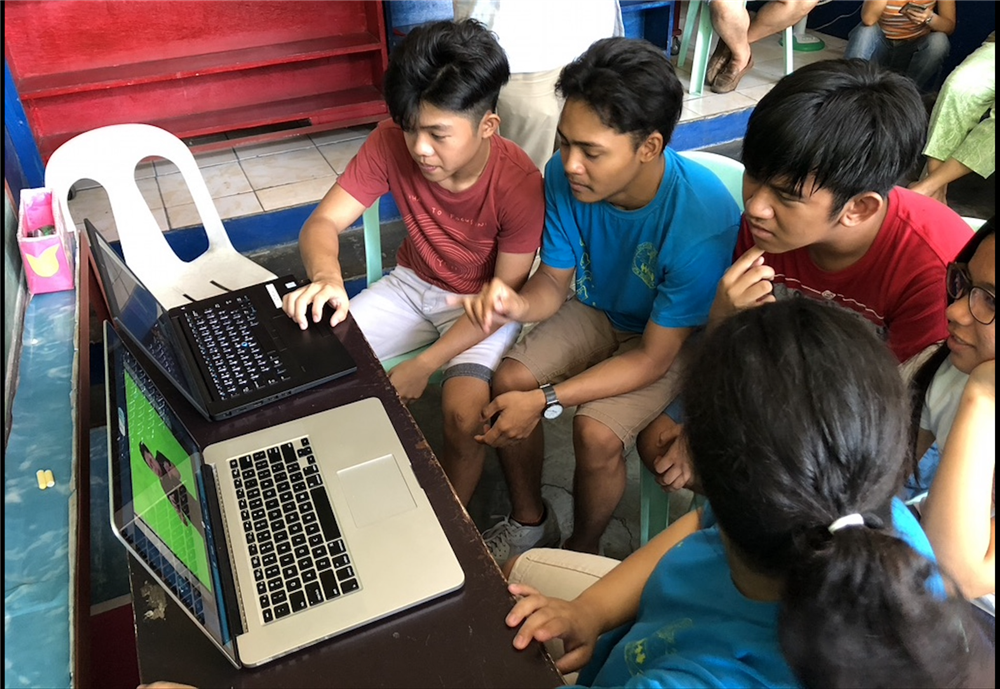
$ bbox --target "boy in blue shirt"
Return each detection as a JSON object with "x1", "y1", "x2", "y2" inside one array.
[{"x1": 458, "y1": 37, "x2": 741, "y2": 563}]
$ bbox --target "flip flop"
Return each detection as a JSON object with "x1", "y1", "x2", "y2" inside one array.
[{"x1": 711, "y1": 54, "x2": 754, "y2": 94}]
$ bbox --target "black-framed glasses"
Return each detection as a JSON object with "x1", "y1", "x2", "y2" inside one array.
[{"x1": 946, "y1": 263, "x2": 996, "y2": 325}]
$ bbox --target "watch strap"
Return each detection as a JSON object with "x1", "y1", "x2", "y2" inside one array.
[{"x1": 540, "y1": 383, "x2": 559, "y2": 407}]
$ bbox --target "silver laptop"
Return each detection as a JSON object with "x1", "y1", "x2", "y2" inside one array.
[{"x1": 105, "y1": 324, "x2": 465, "y2": 667}]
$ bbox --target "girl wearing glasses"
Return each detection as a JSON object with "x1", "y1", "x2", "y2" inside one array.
[{"x1": 910, "y1": 216, "x2": 994, "y2": 631}]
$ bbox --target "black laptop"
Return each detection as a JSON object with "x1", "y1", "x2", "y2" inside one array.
[{"x1": 86, "y1": 219, "x2": 357, "y2": 420}]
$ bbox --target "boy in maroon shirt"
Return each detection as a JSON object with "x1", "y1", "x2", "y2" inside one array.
[
  {"x1": 638, "y1": 59, "x2": 972, "y2": 492},
  {"x1": 283, "y1": 20, "x2": 544, "y2": 503}
]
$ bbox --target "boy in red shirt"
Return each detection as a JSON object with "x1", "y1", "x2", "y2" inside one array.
[
  {"x1": 638, "y1": 59, "x2": 972, "y2": 492},
  {"x1": 283, "y1": 20, "x2": 544, "y2": 503}
]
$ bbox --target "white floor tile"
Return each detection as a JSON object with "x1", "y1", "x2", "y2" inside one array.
[
  {"x1": 154, "y1": 148, "x2": 239, "y2": 175},
  {"x1": 158, "y1": 162, "x2": 252, "y2": 207},
  {"x1": 239, "y1": 148, "x2": 335, "y2": 190},
  {"x1": 166, "y1": 192, "x2": 262, "y2": 229},
  {"x1": 318, "y1": 139, "x2": 365, "y2": 174},
  {"x1": 685, "y1": 91, "x2": 757, "y2": 118},
  {"x1": 256, "y1": 175, "x2": 338, "y2": 212}
]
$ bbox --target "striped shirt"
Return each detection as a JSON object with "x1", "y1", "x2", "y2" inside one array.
[{"x1": 879, "y1": 0, "x2": 936, "y2": 41}]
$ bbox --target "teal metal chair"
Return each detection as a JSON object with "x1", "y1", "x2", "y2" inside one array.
[
  {"x1": 639, "y1": 149, "x2": 746, "y2": 545},
  {"x1": 361, "y1": 202, "x2": 441, "y2": 378},
  {"x1": 677, "y1": 0, "x2": 794, "y2": 97}
]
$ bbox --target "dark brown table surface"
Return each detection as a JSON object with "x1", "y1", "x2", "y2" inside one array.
[{"x1": 127, "y1": 315, "x2": 563, "y2": 688}]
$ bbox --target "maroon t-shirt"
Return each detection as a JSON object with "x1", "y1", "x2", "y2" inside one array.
[
  {"x1": 735, "y1": 187, "x2": 972, "y2": 363},
  {"x1": 338, "y1": 119, "x2": 544, "y2": 295}
]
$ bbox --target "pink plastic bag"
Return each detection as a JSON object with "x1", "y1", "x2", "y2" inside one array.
[{"x1": 17, "y1": 188, "x2": 75, "y2": 294}]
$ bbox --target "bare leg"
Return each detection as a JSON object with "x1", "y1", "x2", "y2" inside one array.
[
  {"x1": 563, "y1": 416, "x2": 627, "y2": 554},
  {"x1": 493, "y1": 360, "x2": 547, "y2": 525},
  {"x1": 709, "y1": 0, "x2": 752, "y2": 71},
  {"x1": 439, "y1": 376, "x2": 492, "y2": 505},
  {"x1": 909, "y1": 156, "x2": 971, "y2": 204},
  {"x1": 746, "y1": 0, "x2": 819, "y2": 45}
]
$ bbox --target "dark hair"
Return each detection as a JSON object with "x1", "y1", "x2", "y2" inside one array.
[
  {"x1": 383, "y1": 19, "x2": 509, "y2": 131},
  {"x1": 742, "y1": 59, "x2": 926, "y2": 212},
  {"x1": 556, "y1": 37, "x2": 683, "y2": 148},
  {"x1": 908, "y1": 217, "x2": 997, "y2": 467},
  {"x1": 683, "y1": 299, "x2": 989, "y2": 688}
]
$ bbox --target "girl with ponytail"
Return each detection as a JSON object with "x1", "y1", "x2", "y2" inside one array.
[{"x1": 505, "y1": 299, "x2": 990, "y2": 687}]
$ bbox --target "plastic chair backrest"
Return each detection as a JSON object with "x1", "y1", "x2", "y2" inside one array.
[
  {"x1": 679, "y1": 149, "x2": 745, "y2": 209},
  {"x1": 639, "y1": 150, "x2": 745, "y2": 546},
  {"x1": 677, "y1": 0, "x2": 793, "y2": 97},
  {"x1": 45, "y1": 123, "x2": 276, "y2": 309},
  {"x1": 361, "y1": 201, "x2": 438, "y2": 375}
]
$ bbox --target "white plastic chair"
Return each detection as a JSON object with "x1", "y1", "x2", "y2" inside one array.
[
  {"x1": 639, "y1": 149, "x2": 746, "y2": 546},
  {"x1": 45, "y1": 123, "x2": 276, "y2": 309}
]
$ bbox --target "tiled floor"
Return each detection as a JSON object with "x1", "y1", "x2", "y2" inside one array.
[{"x1": 68, "y1": 31, "x2": 848, "y2": 242}]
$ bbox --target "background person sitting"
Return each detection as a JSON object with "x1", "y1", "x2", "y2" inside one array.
[
  {"x1": 844, "y1": 0, "x2": 956, "y2": 93},
  {"x1": 702, "y1": 0, "x2": 820, "y2": 94},
  {"x1": 910, "y1": 31, "x2": 995, "y2": 204}
]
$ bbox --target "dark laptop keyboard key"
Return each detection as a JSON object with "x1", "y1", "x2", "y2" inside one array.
[
  {"x1": 232, "y1": 435, "x2": 359, "y2": 625},
  {"x1": 185, "y1": 296, "x2": 290, "y2": 401},
  {"x1": 306, "y1": 582, "x2": 324, "y2": 606},
  {"x1": 290, "y1": 591, "x2": 308, "y2": 613}
]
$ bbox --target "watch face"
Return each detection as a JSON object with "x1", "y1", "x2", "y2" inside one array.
[{"x1": 543, "y1": 403, "x2": 563, "y2": 420}]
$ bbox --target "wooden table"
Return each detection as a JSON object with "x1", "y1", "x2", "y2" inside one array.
[{"x1": 121, "y1": 301, "x2": 562, "y2": 687}]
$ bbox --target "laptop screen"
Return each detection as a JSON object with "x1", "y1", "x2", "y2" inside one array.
[
  {"x1": 106, "y1": 326, "x2": 236, "y2": 660},
  {"x1": 86, "y1": 221, "x2": 199, "y2": 401}
]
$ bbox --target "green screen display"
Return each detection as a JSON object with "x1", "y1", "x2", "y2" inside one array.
[{"x1": 124, "y1": 370, "x2": 212, "y2": 591}]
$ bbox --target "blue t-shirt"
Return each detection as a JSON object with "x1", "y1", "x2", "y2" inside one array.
[
  {"x1": 541, "y1": 149, "x2": 741, "y2": 333},
  {"x1": 575, "y1": 498, "x2": 938, "y2": 688}
]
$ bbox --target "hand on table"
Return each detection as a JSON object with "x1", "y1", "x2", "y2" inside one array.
[
  {"x1": 507, "y1": 583, "x2": 602, "y2": 674},
  {"x1": 475, "y1": 390, "x2": 546, "y2": 448},
  {"x1": 282, "y1": 277, "x2": 349, "y2": 329},
  {"x1": 709, "y1": 246, "x2": 775, "y2": 325}
]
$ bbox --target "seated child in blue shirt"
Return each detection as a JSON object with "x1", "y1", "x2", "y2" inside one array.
[{"x1": 505, "y1": 299, "x2": 992, "y2": 687}]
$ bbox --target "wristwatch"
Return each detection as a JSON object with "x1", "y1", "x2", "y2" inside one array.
[{"x1": 540, "y1": 383, "x2": 564, "y2": 420}]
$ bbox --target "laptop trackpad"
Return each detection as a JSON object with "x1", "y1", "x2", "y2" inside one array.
[{"x1": 338, "y1": 455, "x2": 417, "y2": 528}]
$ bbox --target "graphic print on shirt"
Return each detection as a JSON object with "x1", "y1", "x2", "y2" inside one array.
[
  {"x1": 623, "y1": 618, "x2": 695, "y2": 676},
  {"x1": 771, "y1": 280, "x2": 889, "y2": 343},
  {"x1": 575, "y1": 250, "x2": 595, "y2": 302},
  {"x1": 632, "y1": 243, "x2": 658, "y2": 289},
  {"x1": 403, "y1": 211, "x2": 497, "y2": 295}
]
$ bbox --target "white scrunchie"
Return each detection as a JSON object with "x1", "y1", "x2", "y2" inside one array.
[{"x1": 828, "y1": 513, "x2": 865, "y2": 533}]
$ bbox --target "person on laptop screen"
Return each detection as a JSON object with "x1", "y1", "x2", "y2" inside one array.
[{"x1": 282, "y1": 19, "x2": 544, "y2": 505}]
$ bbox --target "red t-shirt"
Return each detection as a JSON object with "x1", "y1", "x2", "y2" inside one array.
[
  {"x1": 735, "y1": 187, "x2": 972, "y2": 363},
  {"x1": 337, "y1": 119, "x2": 544, "y2": 295}
]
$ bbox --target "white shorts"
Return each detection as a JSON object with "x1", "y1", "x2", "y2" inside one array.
[{"x1": 350, "y1": 266, "x2": 521, "y2": 382}]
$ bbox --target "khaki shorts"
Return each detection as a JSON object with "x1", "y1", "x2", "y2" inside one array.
[
  {"x1": 507, "y1": 547, "x2": 620, "y2": 679},
  {"x1": 504, "y1": 299, "x2": 687, "y2": 449}
]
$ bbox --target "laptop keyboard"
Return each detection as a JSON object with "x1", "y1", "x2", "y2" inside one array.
[
  {"x1": 185, "y1": 295, "x2": 290, "y2": 400},
  {"x1": 229, "y1": 436, "x2": 360, "y2": 624}
]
